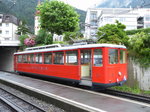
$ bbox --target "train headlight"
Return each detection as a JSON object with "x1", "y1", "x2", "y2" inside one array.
[
  {"x1": 117, "y1": 78, "x2": 119, "y2": 83},
  {"x1": 118, "y1": 72, "x2": 122, "y2": 76},
  {"x1": 123, "y1": 76, "x2": 127, "y2": 81}
]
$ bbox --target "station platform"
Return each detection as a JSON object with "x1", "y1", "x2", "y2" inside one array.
[{"x1": 0, "y1": 71, "x2": 149, "y2": 112}]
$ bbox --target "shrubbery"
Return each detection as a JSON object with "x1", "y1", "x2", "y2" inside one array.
[{"x1": 128, "y1": 32, "x2": 150, "y2": 67}]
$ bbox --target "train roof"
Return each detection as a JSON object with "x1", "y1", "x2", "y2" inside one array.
[{"x1": 14, "y1": 43, "x2": 126, "y2": 55}]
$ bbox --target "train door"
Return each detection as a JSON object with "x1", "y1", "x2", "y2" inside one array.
[{"x1": 80, "y1": 49, "x2": 92, "y2": 86}]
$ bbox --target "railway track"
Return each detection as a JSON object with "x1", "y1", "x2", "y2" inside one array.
[
  {"x1": 0, "y1": 98, "x2": 18, "y2": 112},
  {"x1": 102, "y1": 89, "x2": 150, "y2": 104},
  {"x1": 0, "y1": 88, "x2": 45, "y2": 112}
]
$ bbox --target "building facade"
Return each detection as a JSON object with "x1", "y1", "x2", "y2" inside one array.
[
  {"x1": 85, "y1": 8, "x2": 150, "y2": 39},
  {"x1": 0, "y1": 14, "x2": 20, "y2": 46}
]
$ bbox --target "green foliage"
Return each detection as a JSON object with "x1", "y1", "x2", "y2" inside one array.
[
  {"x1": 16, "y1": 21, "x2": 31, "y2": 35},
  {"x1": 97, "y1": 21, "x2": 129, "y2": 46},
  {"x1": 126, "y1": 27, "x2": 150, "y2": 35},
  {"x1": 63, "y1": 31, "x2": 84, "y2": 42},
  {"x1": 143, "y1": 91, "x2": 150, "y2": 95},
  {"x1": 53, "y1": 41, "x2": 67, "y2": 44},
  {"x1": 63, "y1": 32, "x2": 77, "y2": 41},
  {"x1": 112, "y1": 85, "x2": 141, "y2": 94},
  {"x1": 37, "y1": 0, "x2": 79, "y2": 35},
  {"x1": 18, "y1": 34, "x2": 29, "y2": 50},
  {"x1": 35, "y1": 29, "x2": 53, "y2": 45},
  {"x1": 112, "y1": 85, "x2": 150, "y2": 95},
  {"x1": 129, "y1": 32, "x2": 150, "y2": 67}
]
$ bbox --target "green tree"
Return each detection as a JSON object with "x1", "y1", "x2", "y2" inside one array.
[
  {"x1": 16, "y1": 20, "x2": 31, "y2": 35},
  {"x1": 18, "y1": 34, "x2": 29, "y2": 50},
  {"x1": 37, "y1": 0, "x2": 79, "y2": 40},
  {"x1": 35, "y1": 29, "x2": 53, "y2": 45},
  {"x1": 97, "y1": 21, "x2": 129, "y2": 46},
  {"x1": 129, "y1": 32, "x2": 150, "y2": 67}
]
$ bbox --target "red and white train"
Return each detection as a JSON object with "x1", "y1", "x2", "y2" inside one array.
[{"x1": 14, "y1": 43, "x2": 127, "y2": 89}]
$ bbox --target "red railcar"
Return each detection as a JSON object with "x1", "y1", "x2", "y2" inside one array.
[{"x1": 14, "y1": 44, "x2": 127, "y2": 88}]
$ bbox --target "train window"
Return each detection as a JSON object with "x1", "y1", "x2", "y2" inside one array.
[
  {"x1": 30, "y1": 54, "x2": 34, "y2": 63},
  {"x1": 120, "y1": 50, "x2": 126, "y2": 63},
  {"x1": 81, "y1": 50, "x2": 91, "y2": 64},
  {"x1": 109, "y1": 49, "x2": 118, "y2": 64},
  {"x1": 27, "y1": 55, "x2": 30, "y2": 63},
  {"x1": 54, "y1": 52, "x2": 64, "y2": 64},
  {"x1": 44, "y1": 53, "x2": 52, "y2": 64},
  {"x1": 22, "y1": 55, "x2": 28, "y2": 63},
  {"x1": 17, "y1": 55, "x2": 22, "y2": 63},
  {"x1": 66, "y1": 51, "x2": 78, "y2": 65},
  {"x1": 35, "y1": 54, "x2": 42, "y2": 64},
  {"x1": 94, "y1": 49, "x2": 103, "y2": 66}
]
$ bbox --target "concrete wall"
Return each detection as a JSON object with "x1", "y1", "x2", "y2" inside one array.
[
  {"x1": 0, "y1": 47, "x2": 17, "y2": 72},
  {"x1": 127, "y1": 58, "x2": 150, "y2": 91}
]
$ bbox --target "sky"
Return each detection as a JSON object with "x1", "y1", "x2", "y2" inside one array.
[{"x1": 59, "y1": 0, "x2": 105, "y2": 11}]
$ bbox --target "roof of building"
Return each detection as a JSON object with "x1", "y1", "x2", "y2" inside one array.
[{"x1": 0, "y1": 14, "x2": 20, "y2": 25}]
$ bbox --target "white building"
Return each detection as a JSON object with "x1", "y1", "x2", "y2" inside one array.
[
  {"x1": 85, "y1": 8, "x2": 150, "y2": 39},
  {"x1": 0, "y1": 14, "x2": 20, "y2": 46}
]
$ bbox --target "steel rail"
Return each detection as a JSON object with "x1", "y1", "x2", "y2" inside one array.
[
  {"x1": 102, "y1": 89, "x2": 150, "y2": 104},
  {"x1": 0, "y1": 88, "x2": 45, "y2": 112}
]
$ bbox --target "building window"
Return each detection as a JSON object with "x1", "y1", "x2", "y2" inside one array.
[
  {"x1": 0, "y1": 23, "x2": 2, "y2": 26},
  {"x1": 4, "y1": 38, "x2": 10, "y2": 40},
  {"x1": 66, "y1": 51, "x2": 78, "y2": 65},
  {"x1": 120, "y1": 50, "x2": 126, "y2": 63},
  {"x1": 94, "y1": 49, "x2": 103, "y2": 66},
  {"x1": 0, "y1": 30, "x2": 2, "y2": 34},
  {"x1": 6, "y1": 16, "x2": 10, "y2": 20},
  {"x1": 109, "y1": 49, "x2": 118, "y2": 64},
  {"x1": 54, "y1": 52, "x2": 64, "y2": 64},
  {"x1": 90, "y1": 29, "x2": 97, "y2": 35},
  {"x1": 90, "y1": 11, "x2": 97, "y2": 20},
  {"x1": 90, "y1": 20, "x2": 97, "y2": 26},
  {"x1": 6, "y1": 31, "x2": 9, "y2": 34},
  {"x1": 104, "y1": 17, "x2": 113, "y2": 22},
  {"x1": 118, "y1": 17, "x2": 126, "y2": 22},
  {"x1": 145, "y1": 15, "x2": 150, "y2": 21},
  {"x1": 44, "y1": 52, "x2": 52, "y2": 64},
  {"x1": 145, "y1": 24, "x2": 150, "y2": 28},
  {"x1": 6, "y1": 23, "x2": 9, "y2": 27}
]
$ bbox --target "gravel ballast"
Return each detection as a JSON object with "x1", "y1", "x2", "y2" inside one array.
[{"x1": 0, "y1": 83, "x2": 65, "y2": 112}]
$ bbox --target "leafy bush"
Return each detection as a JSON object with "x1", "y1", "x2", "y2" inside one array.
[
  {"x1": 97, "y1": 21, "x2": 129, "y2": 46},
  {"x1": 126, "y1": 27, "x2": 150, "y2": 35},
  {"x1": 18, "y1": 35, "x2": 29, "y2": 50},
  {"x1": 129, "y1": 32, "x2": 150, "y2": 67},
  {"x1": 35, "y1": 29, "x2": 53, "y2": 45}
]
